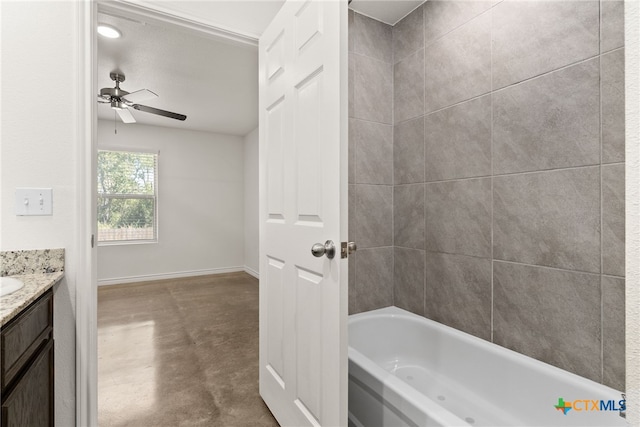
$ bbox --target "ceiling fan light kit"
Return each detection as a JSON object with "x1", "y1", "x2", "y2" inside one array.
[{"x1": 97, "y1": 72, "x2": 187, "y2": 124}]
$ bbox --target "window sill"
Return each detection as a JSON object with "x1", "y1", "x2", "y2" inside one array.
[{"x1": 98, "y1": 239, "x2": 158, "y2": 247}]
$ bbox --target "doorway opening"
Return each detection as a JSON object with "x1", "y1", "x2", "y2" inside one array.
[{"x1": 94, "y1": 5, "x2": 269, "y2": 425}]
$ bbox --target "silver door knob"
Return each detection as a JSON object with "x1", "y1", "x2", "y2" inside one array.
[{"x1": 311, "y1": 240, "x2": 336, "y2": 259}]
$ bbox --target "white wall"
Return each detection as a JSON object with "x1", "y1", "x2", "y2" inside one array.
[
  {"x1": 97, "y1": 120, "x2": 244, "y2": 283},
  {"x1": 243, "y1": 127, "x2": 259, "y2": 277},
  {"x1": 0, "y1": 2, "x2": 78, "y2": 424}
]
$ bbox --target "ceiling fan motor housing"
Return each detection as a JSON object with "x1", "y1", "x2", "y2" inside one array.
[
  {"x1": 100, "y1": 87, "x2": 129, "y2": 101},
  {"x1": 110, "y1": 100, "x2": 126, "y2": 110}
]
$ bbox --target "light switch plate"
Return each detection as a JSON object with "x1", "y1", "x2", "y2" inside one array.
[{"x1": 15, "y1": 188, "x2": 53, "y2": 216}]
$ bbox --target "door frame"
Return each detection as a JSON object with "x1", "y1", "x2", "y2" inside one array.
[
  {"x1": 74, "y1": 2, "x2": 262, "y2": 425},
  {"x1": 75, "y1": 1, "x2": 640, "y2": 425}
]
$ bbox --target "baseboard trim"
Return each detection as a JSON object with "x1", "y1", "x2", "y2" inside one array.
[
  {"x1": 244, "y1": 266, "x2": 259, "y2": 279},
  {"x1": 98, "y1": 267, "x2": 245, "y2": 286}
]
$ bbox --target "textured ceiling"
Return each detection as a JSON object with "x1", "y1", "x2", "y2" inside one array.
[{"x1": 97, "y1": 11, "x2": 260, "y2": 136}]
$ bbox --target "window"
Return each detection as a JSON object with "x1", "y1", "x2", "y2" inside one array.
[{"x1": 97, "y1": 150, "x2": 158, "y2": 244}]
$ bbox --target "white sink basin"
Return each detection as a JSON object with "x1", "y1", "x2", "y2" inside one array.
[{"x1": 0, "y1": 277, "x2": 24, "y2": 297}]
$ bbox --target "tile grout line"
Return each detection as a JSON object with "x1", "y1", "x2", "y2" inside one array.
[
  {"x1": 350, "y1": 15, "x2": 358, "y2": 313},
  {"x1": 352, "y1": 37, "x2": 359, "y2": 313},
  {"x1": 423, "y1": 4, "x2": 428, "y2": 318},
  {"x1": 494, "y1": 258, "x2": 603, "y2": 277},
  {"x1": 413, "y1": 52, "x2": 604, "y2": 126},
  {"x1": 422, "y1": 163, "x2": 607, "y2": 185},
  {"x1": 391, "y1": 18, "x2": 396, "y2": 309},
  {"x1": 416, "y1": 52, "x2": 604, "y2": 124},
  {"x1": 408, "y1": 248, "x2": 614, "y2": 277},
  {"x1": 492, "y1": 52, "x2": 602, "y2": 94},
  {"x1": 490, "y1": 3, "x2": 495, "y2": 344},
  {"x1": 599, "y1": 0, "x2": 605, "y2": 385},
  {"x1": 351, "y1": 116, "x2": 394, "y2": 127}
]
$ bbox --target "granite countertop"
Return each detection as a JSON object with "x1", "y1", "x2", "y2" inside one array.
[{"x1": 0, "y1": 271, "x2": 64, "y2": 327}]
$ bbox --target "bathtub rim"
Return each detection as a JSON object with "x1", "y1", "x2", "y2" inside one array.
[
  {"x1": 349, "y1": 306, "x2": 624, "y2": 396},
  {"x1": 348, "y1": 306, "x2": 626, "y2": 427}
]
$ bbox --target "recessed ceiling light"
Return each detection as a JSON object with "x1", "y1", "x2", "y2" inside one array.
[{"x1": 97, "y1": 24, "x2": 121, "y2": 39}]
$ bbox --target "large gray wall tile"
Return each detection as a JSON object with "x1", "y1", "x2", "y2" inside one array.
[
  {"x1": 425, "y1": 95, "x2": 491, "y2": 181},
  {"x1": 424, "y1": 0, "x2": 492, "y2": 47},
  {"x1": 356, "y1": 248, "x2": 394, "y2": 312},
  {"x1": 426, "y1": 178, "x2": 491, "y2": 258},
  {"x1": 393, "y1": 4, "x2": 424, "y2": 63},
  {"x1": 602, "y1": 276, "x2": 625, "y2": 390},
  {"x1": 353, "y1": 119, "x2": 393, "y2": 185},
  {"x1": 394, "y1": 247, "x2": 425, "y2": 316},
  {"x1": 353, "y1": 12, "x2": 393, "y2": 63},
  {"x1": 394, "y1": 184, "x2": 425, "y2": 249},
  {"x1": 353, "y1": 54, "x2": 393, "y2": 124},
  {"x1": 394, "y1": 49, "x2": 424, "y2": 123},
  {"x1": 602, "y1": 49, "x2": 625, "y2": 164},
  {"x1": 493, "y1": 261, "x2": 601, "y2": 382},
  {"x1": 492, "y1": 0, "x2": 599, "y2": 89},
  {"x1": 493, "y1": 59, "x2": 600, "y2": 175},
  {"x1": 425, "y1": 252, "x2": 491, "y2": 340},
  {"x1": 601, "y1": 0, "x2": 625, "y2": 53},
  {"x1": 494, "y1": 168, "x2": 601, "y2": 273},
  {"x1": 394, "y1": 116, "x2": 425, "y2": 184},
  {"x1": 602, "y1": 164, "x2": 625, "y2": 277},
  {"x1": 424, "y1": 13, "x2": 491, "y2": 113},
  {"x1": 354, "y1": 185, "x2": 393, "y2": 248}
]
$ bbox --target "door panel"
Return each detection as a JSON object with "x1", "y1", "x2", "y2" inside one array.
[
  {"x1": 295, "y1": 72, "x2": 324, "y2": 221},
  {"x1": 259, "y1": 0, "x2": 348, "y2": 426},
  {"x1": 295, "y1": 267, "x2": 323, "y2": 421},
  {"x1": 266, "y1": 256, "x2": 286, "y2": 383},
  {"x1": 266, "y1": 100, "x2": 286, "y2": 220}
]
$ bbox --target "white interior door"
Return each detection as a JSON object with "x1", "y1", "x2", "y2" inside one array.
[{"x1": 258, "y1": 0, "x2": 348, "y2": 426}]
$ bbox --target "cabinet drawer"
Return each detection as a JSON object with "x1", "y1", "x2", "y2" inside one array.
[
  {"x1": 1, "y1": 290, "x2": 53, "y2": 390},
  {"x1": 1, "y1": 338, "x2": 54, "y2": 427}
]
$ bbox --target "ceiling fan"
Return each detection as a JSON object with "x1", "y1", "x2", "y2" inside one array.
[{"x1": 97, "y1": 72, "x2": 187, "y2": 123}]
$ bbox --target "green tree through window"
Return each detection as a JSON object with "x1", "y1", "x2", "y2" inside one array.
[{"x1": 97, "y1": 150, "x2": 157, "y2": 242}]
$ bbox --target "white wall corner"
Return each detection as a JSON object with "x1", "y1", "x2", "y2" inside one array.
[
  {"x1": 244, "y1": 265, "x2": 259, "y2": 279},
  {"x1": 243, "y1": 127, "x2": 260, "y2": 275}
]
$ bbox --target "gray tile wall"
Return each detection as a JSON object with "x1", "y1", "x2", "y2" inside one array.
[
  {"x1": 349, "y1": 10, "x2": 395, "y2": 314},
  {"x1": 388, "y1": 0, "x2": 626, "y2": 390}
]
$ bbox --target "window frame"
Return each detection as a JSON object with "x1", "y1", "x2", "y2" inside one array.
[{"x1": 97, "y1": 148, "x2": 159, "y2": 246}]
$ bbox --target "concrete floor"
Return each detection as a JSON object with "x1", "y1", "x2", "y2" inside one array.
[{"x1": 98, "y1": 272, "x2": 279, "y2": 427}]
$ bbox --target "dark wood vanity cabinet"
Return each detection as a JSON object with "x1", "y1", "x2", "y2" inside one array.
[{"x1": 1, "y1": 289, "x2": 54, "y2": 427}]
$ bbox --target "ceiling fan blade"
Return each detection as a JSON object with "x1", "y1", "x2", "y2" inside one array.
[
  {"x1": 132, "y1": 104, "x2": 186, "y2": 121},
  {"x1": 116, "y1": 108, "x2": 136, "y2": 123},
  {"x1": 122, "y1": 89, "x2": 158, "y2": 104},
  {"x1": 97, "y1": 94, "x2": 111, "y2": 103}
]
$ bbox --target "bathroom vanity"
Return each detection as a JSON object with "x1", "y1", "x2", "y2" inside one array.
[{"x1": 0, "y1": 247, "x2": 64, "y2": 427}]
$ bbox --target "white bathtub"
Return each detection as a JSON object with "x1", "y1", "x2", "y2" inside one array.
[{"x1": 348, "y1": 306, "x2": 627, "y2": 427}]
